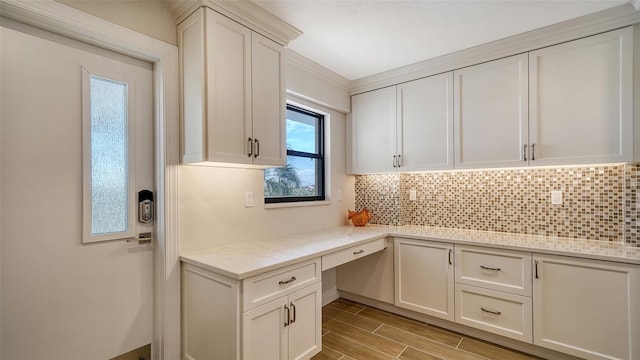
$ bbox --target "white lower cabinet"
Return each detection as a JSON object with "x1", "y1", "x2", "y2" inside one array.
[
  {"x1": 181, "y1": 258, "x2": 322, "y2": 360},
  {"x1": 394, "y1": 238, "x2": 454, "y2": 321},
  {"x1": 243, "y1": 281, "x2": 322, "y2": 360},
  {"x1": 454, "y1": 245, "x2": 533, "y2": 343},
  {"x1": 533, "y1": 254, "x2": 640, "y2": 360},
  {"x1": 455, "y1": 284, "x2": 532, "y2": 342}
]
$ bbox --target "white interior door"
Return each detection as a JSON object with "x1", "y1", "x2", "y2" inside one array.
[{"x1": 1, "y1": 19, "x2": 154, "y2": 359}]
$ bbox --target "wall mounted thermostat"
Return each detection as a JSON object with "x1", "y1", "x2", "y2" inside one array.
[{"x1": 138, "y1": 190, "x2": 154, "y2": 224}]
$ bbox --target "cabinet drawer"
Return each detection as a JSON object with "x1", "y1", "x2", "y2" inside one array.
[
  {"x1": 455, "y1": 245, "x2": 532, "y2": 296},
  {"x1": 322, "y1": 238, "x2": 386, "y2": 271},
  {"x1": 243, "y1": 258, "x2": 321, "y2": 311},
  {"x1": 455, "y1": 284, "x2": 532, "y2": 343}
]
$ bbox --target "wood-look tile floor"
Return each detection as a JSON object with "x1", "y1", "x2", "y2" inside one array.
[{"x1": 312, "y1": 298, "x2": 543, "y2": 360}]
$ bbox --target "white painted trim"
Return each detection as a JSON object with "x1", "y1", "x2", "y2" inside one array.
[
  {"x1": 286, "y1": 49, "x2": 351, "y2": 91},
  {"x1": 631, "y1": 0, "x2": 640, "y2": 11},
  {"x1": 169, "y1": 0, "x2": 302, "y2": 46},
  {"x1": 0, "y1": 1, "x2": 180, "y2": 358},
  {"x1": 351, "y1": 3, "x2": 640, "y2": 95}
]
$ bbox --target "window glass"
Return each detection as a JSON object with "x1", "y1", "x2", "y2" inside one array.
[
  {"x1": 265, "y1": 105, "x2": 325, "y2": 203},
  {"x1": 90, "y1": 76, "x2": 129, "y2": 235}
]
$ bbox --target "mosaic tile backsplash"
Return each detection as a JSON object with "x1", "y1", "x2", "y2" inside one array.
[{"x1": 355, "y1": 164, "x2": 640, "y2": 246}]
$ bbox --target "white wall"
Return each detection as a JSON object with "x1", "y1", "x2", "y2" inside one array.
[
  {"x1": 55, "y1": 0, "x2": 177, "y2": 45},
  {"x1": 178, "y1": 48, "x2": 353, "y2": 252},
  {"x1": 178, "y1": 93, "x2": 355, "y2": 252}
]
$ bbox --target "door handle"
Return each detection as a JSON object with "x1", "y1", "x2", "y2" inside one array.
[{"x1": 126, "y1": 232, "x2": 152, "y2": 244}]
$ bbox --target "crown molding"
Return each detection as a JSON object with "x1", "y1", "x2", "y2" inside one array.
[
  {"x1": 351, "y1": 3, "x2": 640, "y2": 95},
  {"x1": 165, "y1": 0, "x2": 301, "y2": 45},
  {"x1": 286, "y1": 49, "x2": 351, "y2": 91}
]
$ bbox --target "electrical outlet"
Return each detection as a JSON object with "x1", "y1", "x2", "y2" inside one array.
[
  {"x1": 245, "y1": 191, "x2": 253, "y2": 208},
  {"x1": 337, "y1": 190, "x2": 342, "y2": 201},
  {"x1": 409, "y1": 189, "x2": 417, "y2": 201},
  {"x1": 551, "y1": 190, "x2": 562, "y2": 205}
]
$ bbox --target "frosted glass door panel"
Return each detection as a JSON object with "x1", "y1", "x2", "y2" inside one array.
[
  {"x1": 89, "y1": 76, "x2": 129, "y2": 235},
  {"x1": 82, "y1": 68, "x2": 137, "y2": 243}
]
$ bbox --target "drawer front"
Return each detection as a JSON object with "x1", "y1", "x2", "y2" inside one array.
[
  {"x1": 455, "y1": 245, "x2": 532, "y2": 296},
  {"x1": 455, "y1": 284, "x2": 532, "y2": 343},
  {"x1": 243, "y1": 258, "x2": 321, "y2": 312},
  {"x1": 322, "y1": 238, "x2": 386, "y2": 271}
]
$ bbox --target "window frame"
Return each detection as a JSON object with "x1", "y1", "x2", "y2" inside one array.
[{"x1": 265, "y1": 104, "x2": 325, "y2": 204}]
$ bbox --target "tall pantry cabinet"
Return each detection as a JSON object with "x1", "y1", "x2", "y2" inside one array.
[{"x1": 178, "y1": 7, "x2": 286, "y2": 167}]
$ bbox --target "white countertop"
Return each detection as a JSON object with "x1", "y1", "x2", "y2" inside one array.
[{"x1": 180, "y1": 225, "x2": 640, "y2": 280}]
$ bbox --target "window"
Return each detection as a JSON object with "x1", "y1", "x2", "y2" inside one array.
[
  {"x1": 264, "y1": 105, "x2": 325, "y2": 203},
  {"x1": 82, "y1": 68, "x2": 136, "y2": 243}
]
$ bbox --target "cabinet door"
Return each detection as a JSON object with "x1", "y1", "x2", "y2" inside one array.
[
  {"x1": 454, "y1": 54, "x2": 528, "y2": 169},
  {"x1": 178, "y1": 8, "x2": 206, "y2": 163},
  {"x1": 529, "y1": 27, "x2": 633, "y2": 166},
  {"x1": 243, "y1": 296, "x2": 289, "y2": 360},
  {"x1": 205, "y1": 9, "x2": 253, "y2": 164},
  {"x1": 394, "y1": 238, "x2": 454, "y2": 321},
  {"x1": 533, "y1": 254, "x2": 639, "y2": 360},
  {"x1": 252, "y1": 32, "x2": 286, "y2": 167},
  {"x1": 350, "y1": 86, "x2": 397, "y2": 174},
  {"x1": 397, "y1": 72, "x2": 454, "y2": 171},
  {"x1": 288, "y1": 282, "x2": 322, "y2": 360}
]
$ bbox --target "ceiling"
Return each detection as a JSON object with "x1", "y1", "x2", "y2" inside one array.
[{"x1": 252, "y1": 0, "x2": 629, "y2": 80}]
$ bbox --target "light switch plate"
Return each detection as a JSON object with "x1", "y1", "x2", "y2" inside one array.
[{"x1": 551, "y1": 190, "x2": 562, "y2": 205}]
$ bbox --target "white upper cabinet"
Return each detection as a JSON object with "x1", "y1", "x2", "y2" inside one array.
[
  {"x1": 398, "y1": 73, "x2": 454, "y2": 171},
  {"x1": 352, "y1": 27, "x2": 634, "y2": 173},
  {"x1": 178, "y1": 8, "x2": 285, "y2": 167},
  {"x1": 528, "y1": 27, "x2": 633, "y2": 166},
  {"x1": 350, "y1": 73, "x2": 454, "y2": 174},
  {"x1": 251, "y1": 32, "x2": 286, "y2": 167},
  {"x1": 350, "y1": 86, "x2": 397, "y2": 174},
  {"x1": 454, "y1": 54, "x2": 529, "y2": 169}
]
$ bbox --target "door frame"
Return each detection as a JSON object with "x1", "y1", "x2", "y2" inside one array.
[{"x1": 0, "y1": 0, "x2": 180, "y2": 358}]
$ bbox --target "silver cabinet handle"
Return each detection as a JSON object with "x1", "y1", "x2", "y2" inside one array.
[
  {"x1": 254, "y1": 138, "x2": 260, "y2": 158},
  {"x1": 278, "y1": 276, "x2": 296, "y2": 285},
  {"x1": 523, "y1": 144, "x2": 528, "y2": 161},
  {"x1": 397, "y1": 154, "x2": 402, "y2": 168},
  {"x1": 284, "y1": 304, "x2": 290, "y2": 327},
  {"x1": 393, "y1": 155, "x2": 397, "y2": 168},
  {"x1": 480, "y1": 265, "x2": 501, "y2": 271},
  {"x1": 535, "y1": 260, "x2": 539, "y2": 279},
  {"x1": 247, "y1": 137, "x2": 253, "y2": 157},
  {"x1": 353, "y1": 249, "x2": 364, "y2": 255},
  {"x1": 290, "y1": 302, "x2": 296, "y2": 324},
  {"x1": 531, "y1": 143, "x2": 536, "y2": 161},
  {"x1": 481, "y1": 307, "x2": 502, "y2": 315},
  {"x1": 448, "y1": 249, "x2": 453, "y2": 265}
]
